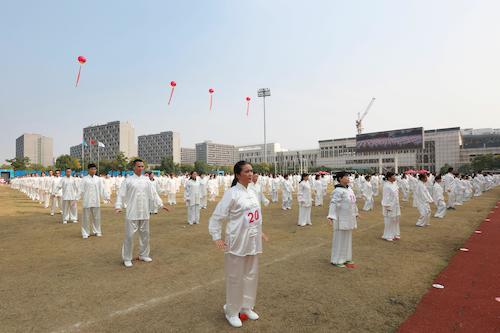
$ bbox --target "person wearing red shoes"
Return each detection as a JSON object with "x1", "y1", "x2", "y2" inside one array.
[
  {"x1": 327, "y1": 172, "x2": 359, "y2": 268},
  {"x1": 208, "y1": 161, "x2": 269, "y2": 328},
  {"x1": 115, "y1": 159, "x2": 169, "y2": 268}
]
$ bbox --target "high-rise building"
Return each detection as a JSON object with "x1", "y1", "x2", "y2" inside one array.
[
  {"x1": 195, "y1": 141, "x2": 237, "y2": 166},
  {"x1": 70, "y1": 121, "x2": 137, "y2": 162},
  {"x1": 181, "y1": 148, "x2": 196, "y2": 164},
  {"x1": 138, "y1": 131, "x2": 180, "y2": 165},
  {"x1": 16, "y1": 133, "x2": 53, "y2": 166}
]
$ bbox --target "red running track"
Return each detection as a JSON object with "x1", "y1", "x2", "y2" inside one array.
[{"x1": 399, "y1": 200, "x2": 500, "y2": 333}]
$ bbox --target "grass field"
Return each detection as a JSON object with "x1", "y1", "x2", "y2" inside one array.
[{"x1": 0, "y1": 185, "x2": 498, "y2": 333}]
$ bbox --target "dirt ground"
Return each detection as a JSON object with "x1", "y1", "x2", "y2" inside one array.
[{"x1": 0, "y1": 185, "x2": 498, "y2": 333}]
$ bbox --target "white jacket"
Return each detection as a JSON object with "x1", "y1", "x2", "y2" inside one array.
[
  {"x1": 57, "y1": 176, "x2": 80, "y2": 201},
  {"x1": 297, "y1": 181, "x2": 312, "y2": 207},
  {"x1": 208, "y1": 183, "x2": 263, "y2": 256},
  {"x1": 381, "y1": 181, "x2": 400, "y2": 217},
  {"x1": 327, "y1": 185, "x2": 358, "y2": 230},
  {"x1": 115, "y1": 174, "x2": 164, "y2": 220},
  {"x1": 184, "y1": 179, "x2": 201, "y2": 206},
  {"x1": 80, "y1": 175, "x2": 110, "y2": 208}
]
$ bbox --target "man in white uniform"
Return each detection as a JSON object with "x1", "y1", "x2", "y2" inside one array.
[
  {"x1": 57, "y1": 168, "x2": 80, "y2": 224},
  {"x1": 80, "y1": 164, "x2": 110, "y2": 239},
  {"x1": 115, "y1": 159, "x2": 169, "y2": 268}
]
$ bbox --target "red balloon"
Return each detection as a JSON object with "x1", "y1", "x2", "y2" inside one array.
[
  {"x1": 209, "y1": 88, "x2": 215, "y2": 94},
  {"x1": 246, "y1": 96, "x2": 251, "y2": 101},
  {"x1": 77, "y1": 56, "x2": 87, "y2": 64},
  {"x1": 170, "y1": 81, "x2": 177, "y2": 87}
]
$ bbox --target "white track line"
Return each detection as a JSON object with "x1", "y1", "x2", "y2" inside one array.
[{"x1": 52, "y1": 223, "x2": 384, "y2": 333}]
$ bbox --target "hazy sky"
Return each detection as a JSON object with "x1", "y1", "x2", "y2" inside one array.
[{"x1": 1, "y1": 0, "x2": 499, "y2": 162}]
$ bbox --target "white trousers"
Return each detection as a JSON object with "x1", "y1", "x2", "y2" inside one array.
[
  {"x1": 298, "y1": 205, "x2": 311, "y2": 226},
  {"x1": 362, "y1": 197, "x2": 374, "y2": 211},
  {"x1": 224, "y1": 254, "x2": 259, "y2": 317},
  {"x1": 382, "y1": 216, "x2": 400, "y2": 240},
  {"x1": 416, "y1": 205, "x2": 431, "y2": 226},
  {"x1": 314, "y1": 192, "x2": 323, "y2": 206},
  {"x1": 271, "y1": 190, "x2": 278, "y2": 203},
  {"x1": 282, "y1": 197, "x2": 292, "y2": 210},
  {"x1": 50, "y1": 195, "x2": 62, "y2": 215},
  {"x1": 168, "y1": 192, "x2": 176, "y2": 204},
  {"x1": 62, "y1": 200, "x2": 78, "y2": 222},
  {"x1": 122, "y1": 219, "x2": 150, "y2": 262},
  {"x1": 331, "y1": 229, "x2": 352, "y2": 264},
  {"x1": 446, "y1": 192, "x2": 456, "y2": 208},
  {"x1": 434, "y1": 200, "x2": 447, "y2": 218},
  {"x1": 43, "y1": 191, "x2": 50, "y2": 208},
  {"x1": 201, "y1": 195, "x2": 207, "y2": 208},
  {"x1": 187, "y1": 205, "x2": 200, "y2": 225},
  {"x1": 402, "y1": 190, "x2": 409, "y2": 202},
  {"x1": 82, "y1": 207, "x2": 101, "y2": 237}
]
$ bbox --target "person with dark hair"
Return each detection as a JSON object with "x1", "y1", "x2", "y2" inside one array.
[
  {"x1": 115, "y1": 159, "x2": 169, "y2": 268},
  {"x1": 270, "y1": 174, "x2": 280, "y2": 203},
  {"x1": 313, "y1": 174, "x2": 324, "y2": 206},
  {"x1": 145, "y1": 171, "x2": 162, "y2": 214},
  {"x1": 361, "y1": 175, "x2": 374, "y2": 211},
  {"x1": 442, "y1": 168, "x2": 457, "y2": 210},
  {"x1": 327, "y1": 172, "x2": 358, "y2": 268},
  {"x1": 199, "y1": 172, "x2": 209, "y2": 209},
  {"x1": 208, "y1": 161, "x2": 268, "y2": 328},
  {"x1": 79, "y1": 163, "x2": 110, "y2": 239},
  {"x1": 298, "y1": 173, "x2": 312, "y2": 226},
  {"x1": 56, "y1": 168, "x2": 80, "y2": 224},
  {"x1": 184, "y1": 171, "x2": 201, "y2": 225},
  {"x1": 432, "y1": 175, "x2": 446, "y2": 219},
  {"x1": 415, "y1": 173, "x2": 434, "y2": 227},
  {"x1": 381, "y1": 172, "x2": 401, "y2": 241},
  {"x1": 281, "y1": 174, "x2": 293, "y2": 210},
  {"x1": 49, "y1": 169, "x2": 63, "y2": 216}
]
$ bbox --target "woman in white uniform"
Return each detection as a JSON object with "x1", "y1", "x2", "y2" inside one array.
[
  {"x1": 281, "y1": 174, "x2": 293, "y2": 210},
  {"x1": 361, "y1": 175, "x2": 374, "y2": 211},
  {"x1": 297, "y1": 173, "x2": 312, "y2": 226},
  {"x1": 415, "y1": 173, "x2": 434, "y2": 227},
  {"x1": 184, "y1": 171, "x2": 201, "y2": 225},
  {"x1": 313, "y1": 174, "x2": 324, "y2": 206},
  {"x1": 209, "y1": 161, "x2": 268, "y2": 328},
  {"x1": 327, "y1": 172, "x2": 359, "y2": 268},
  {"x1": 432, "y1": 174, "x2": 447, "y2": 219},
  {"x1": 381, "y1": 172, "x2": 401, "y2": 241}
]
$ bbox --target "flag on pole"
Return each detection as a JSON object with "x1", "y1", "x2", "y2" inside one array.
[{"x1": 98, "y1": 141, "x2": 105, "y2": 148}]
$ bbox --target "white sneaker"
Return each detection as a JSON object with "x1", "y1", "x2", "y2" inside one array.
[
  {"x1": 124, "y1": 261, "x2": 133, "y2": 268},
  {"x1": 223, "y1": 305, "x2": 242, "y2": 328},
  {"x1": 63, "y1": 221, "x2": 68, "y2": 224},
  {"x1": 139, "y1": 256, "x2": 153, "y2": 262},
  {"x1": 50, "y1": 213, "x2": 54, "y2": 216},
  {"x1": 240, "y1": 308, "x2": 259, "y2": 320},
  {"x1": 72, "y1": 220, "x2": 78, "y2": 224},
  {"x1": 96, "y1": 233, "x2": 102, "y2": 237},
  {"x1": 82, "y1": 236, "x2": 88, "y2": 239}
]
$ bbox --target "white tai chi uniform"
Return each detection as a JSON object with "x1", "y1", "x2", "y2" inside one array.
[
  {"x1": 381, "y1": 181, "x2": 401, "y2": 240},
  {"x1": 270, "y1": 178, "x2": 279, "y2": 203},
  {"x1": 415, "y1": 181, "x2": 434, "y2": 227},
  {"x1": 50, "y1": 176, "x2": 63, "y2": 215},
  {"x1": 281, "y1": 179, "x2": 293, "y2": 210},
  {"x1": 297, "y1": 181, "x2": 312, "y2": 226},
  {"x1": 361, "y1": 180, "x2": 374, "y2": 211},
  {"x1": 328, "y1": 185, "x2": 358, "y2": 264},
  {"x1": 248, "y1": 182, "x2": 270, "y2": 208},
  {"x1": 313, "y1": 179, "x2": 324, "y2": 206},
  {"x1": 209, "y1": 183, "x2": 263, "y2": 318},
  {"x1": 80, "y1": 175, "x2": 110, "y2": 238},
  {"x1": 115, "y1": 174, "x2": 164, "y2": 262},
  {"x1": 199, "y1": 176, "x2": 208, "y2": 209},
  {"x1": 166, "y1": 177, "x2": 177, "y2": 205},
  {"x1": 442, "y1": 172, "x2": 456, "y2": 209},
  {"x1": 432, "y1": 182, "x2": 447, "y2": 218},
  {"x1": 184, "y1": 179, "x2": 201, "y2": 225},
  {"x1": 57, "y1": 176, "x2": 80, "y2": 223}
]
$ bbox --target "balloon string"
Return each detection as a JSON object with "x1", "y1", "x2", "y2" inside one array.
[
  {"x1": 168, "y1": 87, "x2": 175, "y2": 105},
  {"x1": 209, "y1": 95, "x2": 213, "y2": 111},
  {"x1": 246, "y1": 102, "x2": 250, "y2": 116},
  {"x1": 75, "y1": 65, "x2": 82, "y2": 87}
]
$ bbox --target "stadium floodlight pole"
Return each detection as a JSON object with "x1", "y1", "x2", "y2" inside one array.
[{"x1": 258, "y1": 88, "x2": 271, "y2": 164}]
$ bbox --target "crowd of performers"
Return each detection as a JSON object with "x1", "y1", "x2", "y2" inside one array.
[{"x1": 9, "y1": 161, "x2": 499, "y2": 328}]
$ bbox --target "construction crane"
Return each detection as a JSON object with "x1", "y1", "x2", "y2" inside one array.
[{"x1": 356, "y1": 97, "x2": 376, "y2": 135}]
